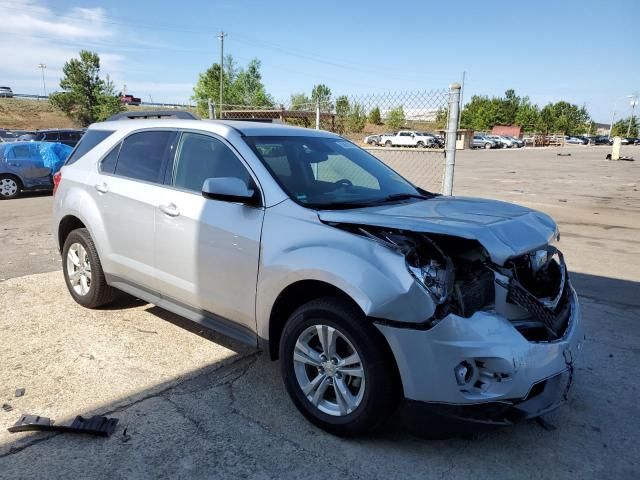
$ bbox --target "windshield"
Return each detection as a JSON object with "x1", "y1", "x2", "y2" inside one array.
[{"x1": 244, "y1": 136, "x2": 430, "y2": 209}]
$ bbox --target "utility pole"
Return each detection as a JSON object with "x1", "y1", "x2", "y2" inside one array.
[
  {"x1": 37, "y1": 63, "x2": 47, "y2": 97},
  {"x1": 627, "y1": 94, "x2": 638, "y2": 136},
  {"x1": 217, "y1": 31, "x2": 227, "y2": 119},
  {"x1": 458, "y1": 71, "x2": 466, "y2": 130},
  {"x1": 609, "y1": 104, "x2": 616, "y2": 139}
]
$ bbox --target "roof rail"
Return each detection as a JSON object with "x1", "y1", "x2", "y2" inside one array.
[{"x1": 106, "y1": 110, "x2": 200, "y2": 121}]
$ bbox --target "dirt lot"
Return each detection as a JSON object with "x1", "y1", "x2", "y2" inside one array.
[{"x1": 0, "y1": 145, "x2": 638, "y2": 479}]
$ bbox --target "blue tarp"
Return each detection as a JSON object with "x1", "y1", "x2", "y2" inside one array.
[{"x1": 2, "y1": 141, "x2": 72, "y2": 174}]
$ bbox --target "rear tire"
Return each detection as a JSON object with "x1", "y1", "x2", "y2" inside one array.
[
  {"x1": 0, "y1": 175, "x2": 22, "y2": 200},
  {"x1": 484, "y1": 143, "x2": 492, "y2": 149},
  {"x1": 279, "y1": 297, "x2": 400, "y2": 436},
  {"x1": 62, "y1": 228, "x2": 116, "y2": 308}
]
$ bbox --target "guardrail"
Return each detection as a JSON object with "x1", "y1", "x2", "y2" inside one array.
[{"x1": 1, "y1": 93, "x2": 195, "y2": 108}]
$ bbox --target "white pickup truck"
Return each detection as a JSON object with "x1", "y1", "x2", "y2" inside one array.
[{"x1": 379, "y1": 130, "x2": 436, "y2": 148}]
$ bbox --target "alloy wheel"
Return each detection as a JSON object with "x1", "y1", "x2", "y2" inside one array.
[
  {"x1": 66, "y1": 243, "x2": 92, "y2": 296},
  {"x1": 293, "y1": 324, "x2": 366, "y2": 417}
]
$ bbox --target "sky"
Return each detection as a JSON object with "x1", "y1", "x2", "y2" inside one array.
[{"x1": 0, "y1": 0, "x2": 638, "y2": 122}]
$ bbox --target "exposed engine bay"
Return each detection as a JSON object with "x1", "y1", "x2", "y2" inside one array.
[{"x1": 335, "y1": 224, "x2": 570, "y2": 341}]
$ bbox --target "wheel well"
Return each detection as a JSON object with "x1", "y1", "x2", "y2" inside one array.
[
  {"x1": 267, "y1": 280, "x2": 362, "y2": 360},
  {"x1": 58, "y1": 215, "x2": 86, "y2": 252}
]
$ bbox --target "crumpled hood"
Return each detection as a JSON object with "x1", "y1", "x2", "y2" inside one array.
[{"x1": 318, "y1": 196, "x2": 558, "y2": 265}]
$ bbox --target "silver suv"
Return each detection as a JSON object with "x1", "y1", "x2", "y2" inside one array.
[{"x1": 53, "y1": 115, "x2": 582, "y2": 436}]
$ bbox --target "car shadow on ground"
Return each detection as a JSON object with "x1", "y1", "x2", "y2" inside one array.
[{"x1": 0, "y1": 272, "x2": 638, "y2": 479}]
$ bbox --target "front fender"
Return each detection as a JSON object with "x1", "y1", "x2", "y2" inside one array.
[{"x1": 255, "y1": 202, "x2": 435, "y2": 340}]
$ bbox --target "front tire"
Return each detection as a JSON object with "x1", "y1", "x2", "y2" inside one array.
[
  {"x1": 279, "y1": 297, "x2": 400, "y2": 436},
  {"x1": 62, "y1": 228, "x2": 116, "y2": 308}
]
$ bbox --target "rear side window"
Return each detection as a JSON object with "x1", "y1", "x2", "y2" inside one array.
[
  {"x1": 65, "y1": 130, "x2": 113, "y2": 165},
  {"x1": 115, "y1": 131, "x2": 173, "y2": 183},
  {"x1": 100, "y1": 143, "x2": 121, "y2": 174}
]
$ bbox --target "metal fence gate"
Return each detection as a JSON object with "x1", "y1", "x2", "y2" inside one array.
[{"x1": 216, "y1": 84, "x2": 461, "y2": 194}]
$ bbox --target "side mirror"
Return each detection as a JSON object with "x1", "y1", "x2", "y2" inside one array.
[{"x1": 202, "y1": 177, "x2": 261, "y2": 207}]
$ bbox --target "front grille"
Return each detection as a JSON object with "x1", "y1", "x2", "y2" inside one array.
[{"x1": 507, "y1": 247, "x2": 570, "y2": 340}]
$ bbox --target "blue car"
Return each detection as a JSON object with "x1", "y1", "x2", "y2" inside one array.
[{"x1": 0, "y1": 141, "x2": 72, "y2": 199}]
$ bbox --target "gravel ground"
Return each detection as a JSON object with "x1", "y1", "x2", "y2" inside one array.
[{"x1": 0, "y1": 144, "x2": 638, "y2": 479}]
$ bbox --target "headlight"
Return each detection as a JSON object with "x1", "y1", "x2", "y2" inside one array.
[{"x1": 408, "y1": 259, "x2": 452, "y2": 304}]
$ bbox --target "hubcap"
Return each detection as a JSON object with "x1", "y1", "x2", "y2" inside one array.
[
  {"x1": 66, "y1": 243, "x2": 92, "y2": 296},
  {"x1": 293, "y1": 325, "x2": 365, "y2": 417},
  {"x1": 0, "y1": 178, "x2": 18, "y2": 197}
]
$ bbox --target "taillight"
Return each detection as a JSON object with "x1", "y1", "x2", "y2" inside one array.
[{"x1": 53, "y1": 171, "x2": 62, "y2": 196}]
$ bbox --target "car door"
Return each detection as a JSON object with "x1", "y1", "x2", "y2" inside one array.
[
  {"x1": 87, "y1": 129, "x2": 177, "y2": 290},
  {"x1": 397, "y1": 131, "x2": 412, "y2": 146},
  {"x1": 4, "y1": 143, "x2": 50, "y2": 186},
  {"x1": 154, "y1": 131, "x2": 265, "y2": 335}
]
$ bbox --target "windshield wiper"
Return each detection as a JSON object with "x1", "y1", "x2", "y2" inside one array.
[
  {"x1": 363, "y1": 192, "x2": 433, "y2": 205},
  {"x1": 310, "y1": 192, "x2": 435, "y2": 210}
]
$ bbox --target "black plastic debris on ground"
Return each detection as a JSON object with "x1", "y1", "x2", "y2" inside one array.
[
  {"x1": 7, "y1": 414, "x2": 118, "y2": 437},
  {"x1": 605, "y1": 154, "x2": 635, "y2": 161},
  {"x1": 2, "y1": 403, "x2": 12, "y2": 412}
]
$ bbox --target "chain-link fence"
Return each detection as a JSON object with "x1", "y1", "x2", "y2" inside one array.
[{"x1": 217, "y1": 87, "x2": 458, "y2": 193}]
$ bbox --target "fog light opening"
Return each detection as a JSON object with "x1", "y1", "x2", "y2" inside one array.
[{"x1": 454, "y1": 361, "x2": 474, "y2": 386}]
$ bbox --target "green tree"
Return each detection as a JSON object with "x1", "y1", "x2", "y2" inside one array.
[
  {"x1": 49, "y1": 50, "x2": 122, "y2": 126},
  {"x1": 368, "y1": 106, "x2": 382, "y2": 125},
  {"x1": 346, "y1": 102, "x2": 366, "y2": 133},
  {"x1": 434, "y1": 107, "x2": 448, "y2": 129},
  {"x1": 386, "y1": 107, "x2": 406, "y2": 130},
  {"x1": 537, "y1": 102, "x2": 589, "y2": 134},
  {"x1": 192, "y1": 55, "x2": 273, "y2": 117},
  {"x1": 290, "y1": 92, "x2": 311, "y2": 110},
  {"x1": 311, "y1": 84, "x2": 332, "y2": 112},
  {"x1": 335, "y1": 96, "x2": 349, "y2": 117},
  {"x1": 231, "y1": 59, "x2": 273, "y2": 106},
  {"x1": 515, "y1": 101, "x2": 540, "y2": 132},
  {"x1": 611, "y1": 116, "x2": 638, "y2": 137},
  {"x1": 334, "y1": 96, "x2": 350, "y2": 133}
]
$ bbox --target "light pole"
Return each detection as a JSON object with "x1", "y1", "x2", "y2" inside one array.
[
  {"x1": 217, "y1": 31, "x2": 227, "y2": 119},
  {"x1": 627, "y1": 95, "x2": 638, "y2": 136},
  {"x1": 37, "y1": 63, "x2": 47, "y2": 97}
]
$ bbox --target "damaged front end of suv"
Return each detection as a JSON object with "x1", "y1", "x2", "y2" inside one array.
[{"x1": 326, "y1": 216, "x2": 583, "y2": 429}]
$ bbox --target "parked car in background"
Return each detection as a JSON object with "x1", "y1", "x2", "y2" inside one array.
[
  {"x1": 379, "y1": 130, "x2": 436, "y2": 148},
  {"x1": 505, "y1": 136, "x2": 524, "y2": 148},
  {"x1": 0, "y1": 129, "x2": 20, "y2": 143},
  {"x1": 0, "y1": 141, "x2": 72, "y2": 199},
  {"x1": 487, "y1": 135, "x2": 514, "y2": 148},
  {"x1": 0, "y1": 86, "x2": 13, "y2": 98},
  {"x1": 120, "y1": 94, "x2": 141, "y2": 106},
  {"x1": 472, "y1": 135, "x2": 498, "y2": 149},
  {"x1": 589, "y1": 135, "x2": 610, "y2": 145},
  {"x1": 416, "y1": 132, "x2": 444, "y2": 148},
  {"x1": 565, "y1": 136, "x2": 588, "y2": 145},
  {"x1": 608, "y1": 137, "x2": 630, "y2": 145},
  {"x1": 53, "y1": 115, "x2": 582, "y2": 435},
  {"x1": 17, "y1": 129, "x2": 84, "y2": 147},
  {"x1": 363, "y1": 134, "x2": 382, "y2": 146}
]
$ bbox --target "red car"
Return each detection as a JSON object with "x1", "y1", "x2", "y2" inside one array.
[{"x1": 119, "y1": 94, "x2": 141, "y2": 106}]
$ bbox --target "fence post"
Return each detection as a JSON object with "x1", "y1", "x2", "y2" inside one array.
[
  {"x1": 207, "y1": 99, "x2": 214, "y2": 119},
  {"x1": 315, "y1": 99, "x2": 321, "y2": 130},
  {"x1": 443, "y1": 83, "x2": 461, "y2": 196}
]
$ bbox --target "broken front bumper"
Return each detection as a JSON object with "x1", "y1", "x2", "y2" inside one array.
[{"x1": 376, "y1": 284, "x2": 582, "y2": 419}]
